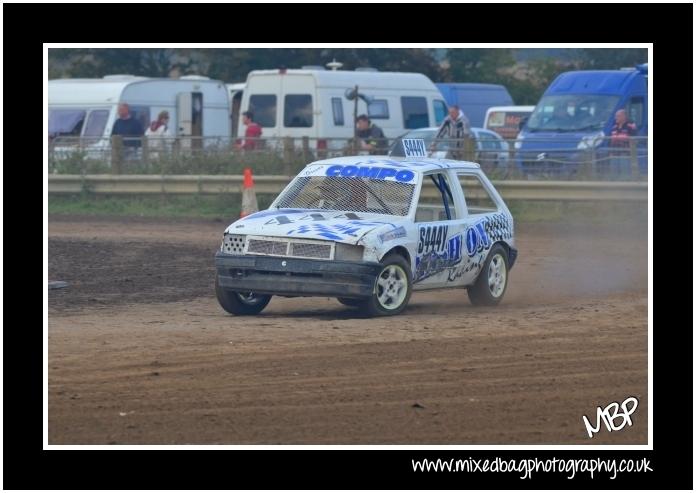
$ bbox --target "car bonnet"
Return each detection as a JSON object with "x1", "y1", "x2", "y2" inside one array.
[{"x1": 226, "y1": 209, "x2": 403, "y2": 244}]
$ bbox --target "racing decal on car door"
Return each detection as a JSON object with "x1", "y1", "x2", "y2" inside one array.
[
  {"x1": 444, "y1": 213, "x2": 513, "y2": 282},
  {"x1": 414, "y1": 224, "x2": 463, "y2": 283}
]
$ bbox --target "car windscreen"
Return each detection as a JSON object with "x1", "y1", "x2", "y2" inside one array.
[
  {"x1": 526, "y1": 95, "x2": 620, "y2": 132},
  {"x1": 274, "y1": 176, "x2": 416, "y2": 216}
]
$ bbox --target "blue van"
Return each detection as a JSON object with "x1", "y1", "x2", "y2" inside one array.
[
  {"x1": 435, "y1": 83, "x2": 514, "y2": 127},
  {"x1": 515, "y1": 64, "x2": 648, "y2": 176}
]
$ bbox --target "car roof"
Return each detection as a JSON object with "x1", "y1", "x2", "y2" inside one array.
[{"x1": 308, "y1": 155, "x2": 481, "y2": 173}]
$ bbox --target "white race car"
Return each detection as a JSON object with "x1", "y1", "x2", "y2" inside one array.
[{"x1": 215, "y1": 140, "x2": 517, "y2": 317}]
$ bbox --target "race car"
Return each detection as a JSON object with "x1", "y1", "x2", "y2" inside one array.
[{"x1": 215, "y1": 139, "x2": 517, "y2": 317}]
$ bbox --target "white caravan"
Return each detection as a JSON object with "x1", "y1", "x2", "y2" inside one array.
[
  {"x1": 48, "y1": 75, "x2": 231, "y2": 150},
  {"x1": 236, "y1": 68, "x2": 448, "y2": 150}
]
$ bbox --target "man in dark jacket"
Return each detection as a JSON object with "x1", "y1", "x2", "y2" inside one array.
[
  {"x1": 355, "y1": 114, "x2": 387, "y2": 155},
  {"x1": 111, "y1": 103, "x2": 144, "y2": 149}
]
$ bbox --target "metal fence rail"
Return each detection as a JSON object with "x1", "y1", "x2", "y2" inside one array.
[
  {"x1": 48, "y1": 135, "x2": 649, "y2": 181},
  {"x1": 48, "y1": 175, "x2": 648, "y2": 202}
]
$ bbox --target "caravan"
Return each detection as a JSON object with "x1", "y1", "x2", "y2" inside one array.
[
  {"x1": 236, "y1": 68, "x2": 448, "y2": 150},
  {"x1": 48, "y1": 75, "x2": 231, "y2": 155}
]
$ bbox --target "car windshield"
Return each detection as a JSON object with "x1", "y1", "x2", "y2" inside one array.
[
  {"x1": 526, "y1": 95, "x2": 620, "y2": 132},
  {"x1": 274, "y1": 175, "x2": 416, "y2": 216}
]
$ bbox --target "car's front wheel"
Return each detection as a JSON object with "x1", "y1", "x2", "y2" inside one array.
[
  {"x1": 359, "y1": 253, "x2": 412, "y2": 317},
  {"x1": 467, "y1": 244, "x2": 509, "y2": 306},
  {"x1": 215, "y1": 275, "x2": 272, "y2": 315}
]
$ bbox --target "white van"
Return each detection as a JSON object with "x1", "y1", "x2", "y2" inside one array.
[
  {"x1": 236, "y1": 68, "x2": 448, "y2": 150},
  {"x1": 483, "y1": 105, "x2": 535, "y2": 140},
  {"x1": 48, "y1": 75, "x2": 231, "y2": 151}
]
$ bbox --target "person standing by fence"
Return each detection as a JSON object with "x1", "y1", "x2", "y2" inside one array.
[
  {"x1": 111, "y1": 103, "x2": 144, "y2": 162},
  {"x1": 235, "y1": 111, "x2": 263, "y2": 151},
  {"x1": 355, "y1": 114, "x2": 387, "y2": 155},
  {"x1": 432, "y1": 105, "x2": 472, "y2": 160},
  {"x1": 145, "y1": 110, "x2": 171, "y2": 159},
  {"x1": 608, "y1": 109, "x2": 637, "y2": 177}
]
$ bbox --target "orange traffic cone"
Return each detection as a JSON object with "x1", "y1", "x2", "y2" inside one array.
[{"x1": 240, "y1": 167, "x2": 259, "y2": 218}]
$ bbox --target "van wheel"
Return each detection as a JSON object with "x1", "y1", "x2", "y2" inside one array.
[
  {"x1": 216, "y1": 275, "x2": 271, "y2": 315},
  {"x1": 468, "y1": 244, "x2": 509, "y2": 306},
  {"x1": 359, "y1": 254, "x2": 412, "y2": 317}
]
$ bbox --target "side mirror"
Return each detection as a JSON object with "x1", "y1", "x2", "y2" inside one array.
[{"x1": 519, "y1": 116, "x2": 529, "y2": 130}]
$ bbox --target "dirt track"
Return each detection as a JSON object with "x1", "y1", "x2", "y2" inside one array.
[{"x1": 48, "y1": 214, "x2": 648, "y2": 445}]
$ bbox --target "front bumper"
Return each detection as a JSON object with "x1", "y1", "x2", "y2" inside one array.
[{"x1": 215, "y1": 252, "x2": 382, "y2": 298}]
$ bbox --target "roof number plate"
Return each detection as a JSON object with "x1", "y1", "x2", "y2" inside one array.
[{"x1": 402, "y1": 139, "x2": 427, "y2": 158}]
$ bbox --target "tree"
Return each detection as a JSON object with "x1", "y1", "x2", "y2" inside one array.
[
  {"x1": 577, "y1": 49, "x2": 647, "y2": 70},
  {"x1": 444, "y1": 48, "x2": 516, "y2": 84}
]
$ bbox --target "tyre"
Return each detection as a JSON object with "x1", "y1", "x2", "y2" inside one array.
[
  {"x1": 337, "y1": 297, "x2": 363, "y2": 307},
  {"x1": 215, "y1": 274, "x2": 272, "y2": 315},
  {"x1": 358, "y1": 253, "x2": 412, "y2": 317},
  {"x1": 467, "y1": 243, "x2": 509, "y2": 306}
]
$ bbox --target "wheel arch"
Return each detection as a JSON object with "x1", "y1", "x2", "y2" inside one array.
[{"x1": 381, "y1": 246, "x2": 411, "y2": 266}]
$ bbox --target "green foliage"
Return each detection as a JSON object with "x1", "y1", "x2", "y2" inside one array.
[
  {"x1": 576, "y1": 48, "x2": 647, "y2": 70},
  {"x1": 48, "y1": 47, "x2": 648, "y2": 112}
]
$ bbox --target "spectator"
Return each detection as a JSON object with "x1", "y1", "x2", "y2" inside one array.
[
  {"x1": 608, "y1": 109, "x2": 637, "y2": 177},
  {"x1": 145, "y1": 110, "x2": 171, "y2": 159},
  {"x1": 111, "y1": 103, "x2": 144, "y2": 150},
  {"x1": 355, "y1": 114, "x2": 387, "y2": 155},
  {"x1": 433, "y1": 105, "x2": 471, "y2": 159},
  {"x1": 236, "y1": 111, "x2": 263, "y2": 151}
]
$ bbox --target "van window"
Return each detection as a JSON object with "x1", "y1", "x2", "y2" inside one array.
[
  {"x1": 48, "y1": 109, "x2": 85, "y2": 138},
  {"x1": 626, "y1": 97, "x2": 644, "y2": 127},
  {"x1": 284, "y1": 94, "x2": 313, "y2": 128},
  {"x1": 527, "y1": 95, "x2": 619, "y2": 132},
  {"x1": 401, "y1": 97, "x2": 429, "y2": 129},
  {"x1": 368, "y1": 99, "x2": 389, "y2": 119},
  {"x1": 249, "y1": 95, "x2": 277, "y2": 128},
  {"x1": 457, "y1": 173, "x2": 498, "y2": 215},
  {"x1": 433, "y1": 100, "x2": 448, "y2": 125},
  {"x1": 331, "y1": 97, "x2": 344, "y2": 126},
  {"x1": 84, "y1": 110, "x2": 109, "y2": 138}
]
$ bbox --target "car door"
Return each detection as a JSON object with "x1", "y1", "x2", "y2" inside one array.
[
  {"x1": 446, "y1": 171, "x2": 514, "y2": 287},
  {"x1": 412, "y1": 170, "x2": 467, "y2": 290}
]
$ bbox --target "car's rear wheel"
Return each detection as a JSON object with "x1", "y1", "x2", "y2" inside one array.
[
  {"x1": 359, "y1": 254, "x2": 412, "y2": 317},
  {"x1": 215, "y1": 274, "x2": 272, "y2": 315},
  {"x1": 467, "y1": 244, "x2": 509, "y2": 306}
]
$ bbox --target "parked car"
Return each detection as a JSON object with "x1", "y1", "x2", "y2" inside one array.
[
  {"x1": 389, "y1": 127, "x2": 510, "y2": 171},
  {"x1": 214, "y1": 144, "x2": 517, "y2": 317}
]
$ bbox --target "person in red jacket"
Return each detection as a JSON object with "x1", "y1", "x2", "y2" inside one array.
[
  {"x1": 235, "y1": 111, "x2": 263, "y2": 151},
  {"x1": 608, "y1": 109, "x2": 637, "y2": 177}
]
